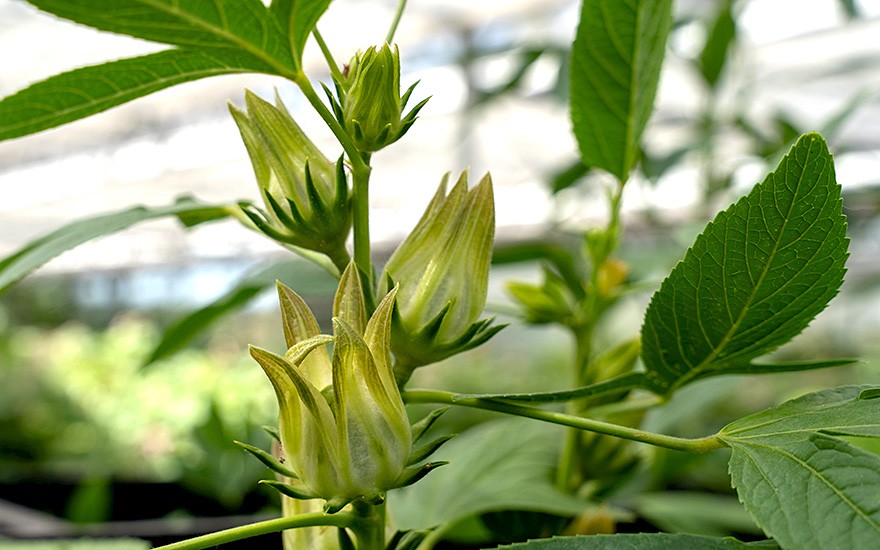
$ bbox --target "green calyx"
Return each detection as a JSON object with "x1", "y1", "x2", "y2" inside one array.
[
  {"x1": 230, "y1": 90, "x2": 351, "y2": 267},
  {"x1": 325, "y1": 43, "x2": 429, "y2": 152},
  {"x1": 380, "y1": 171, "x2": 503, "y2": 382},
  {"x1": 247, "y1": 263, "x2": 452, "y2": 509}
]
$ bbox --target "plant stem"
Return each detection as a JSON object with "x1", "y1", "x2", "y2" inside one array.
[
  {"x1": 292, "y1": 72, "x2": 367, "y2": 174},
  {"x1": 402, "y1": 389, "x2": 726, "y2": 454},
  {"x1": 555, "y1": 329, "x2": 593, "y2": 490},
  {"x1": 350, "y1": 499, "x2": 387, "y2": 550},
  {"x1": 351, "y1": 153, "x2": 373, "y2": 282},
  {"x1": 385, "y1": 0, "x2": 409, "y2": 44},
  {"x1": 312, "y1": 28, "x2": 347, "y2": 85},
  {"x1": 293, "y1": 72, "x2": 373, "y2": 279},
  {"x1": 153, "y1": 512, "x2": 356, "y2": 550}
]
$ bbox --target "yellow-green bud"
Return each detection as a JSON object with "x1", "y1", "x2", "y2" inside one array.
[
  {"x1": 380, "y1": 172, "x2": 503, "y2": 383},
  {"x1": 230, "y1": 90, "x2": 351, "y2": 267},
  {"x1": 339, "y1": 44, "x2": 428, "y2": 152},
  {"x1": 250, "y1": 264, "x2": 418, "y2": 508}
]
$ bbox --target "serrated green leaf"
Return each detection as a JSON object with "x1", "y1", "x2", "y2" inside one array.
[
  {"x1": 25, "y1": 0, "x2": 292, "y2": 69},
  {"x1": 388, "y1": 418, "x2": 608, "y2": 533},
  {"x1": 640, "y1": 133, "x2": 848, "y2": 394},
  {"x1": 570, "y1": 0, "x2": 673, "y2": 181},
  {"x1": 270, "y1": 0, "x2": 334, "y2": 68},
  {"x1": 0, "y1": 196, "x2": 232, "y2": 296},
  {"x1": 0, "y1": 49, "x2": 275, "y2": 142},
  {"x1": 726, "y1": 433, "x2": 880, "y2": 549},
  {"x1": 495, "y1": 533, "x2": 773, "y2": 549},
  {"x1": 720, "y1": 385, "x2": 880, "y2": 443}
]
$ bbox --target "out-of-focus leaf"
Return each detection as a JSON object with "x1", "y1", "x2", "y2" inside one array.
[
  {"x1": 635, "y1": 491, "x2": 761, "y2": 537},
  {"x1": 388, "y1": 418, "x2": 611, "y2": 533},
  {"x1": 496, "y1": 533, "x2": 775, "y2": 549},
  {"x1": 698, "y1": 0, "x2": 737, "y2": 88},
  {"x1": 143, "y1": 258, "x2": 338, "y2": 367},
  {"x1": 143, "y1": 285, "x2": 266, "y2": 367},
  {"x1": 549, "y1": 159, "x2": 591, "y2": 194},
  {"x1": 0, "y1": 196, "x2": 234, "y2": 296},
  {"x1": 570, "y1": 0, "x2": 674, "y2": 181}
]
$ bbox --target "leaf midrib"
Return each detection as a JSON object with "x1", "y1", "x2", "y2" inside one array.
[
  {"x1": 91, "y1": 0, "x2": 295, "y2": 78},
  {"x1": 141, "y1": 0, "x2": 295, "y2": 76},
  {"x1": 670, "y1": 144, "x2": 814, "y2": 391},
  {"x1": 723, "y1": 421, "x2": 879, "y2": 440}
]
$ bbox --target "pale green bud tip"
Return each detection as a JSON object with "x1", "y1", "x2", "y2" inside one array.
[{"x1": 381, "y1": 172, "x2": 502, "y2": 379}]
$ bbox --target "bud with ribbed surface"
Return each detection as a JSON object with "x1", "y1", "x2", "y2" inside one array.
[
  {"x1": 380, "y1": 172, "x2": 504, "y2": 383},
  {"x1": 249, "y1": 263, "x2": 448, "y2": 512},
  {"x1": 230, "y1": 90, "x2": 351, "y2": 269}
]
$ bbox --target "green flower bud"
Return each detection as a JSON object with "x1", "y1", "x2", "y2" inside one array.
[
  {"x1": 230, "y1": 90, "x2": 351, "y2": 268},
  {"x1": 380, "y1": 172, "x2": 504, "y2": 383},
  {"x1": 250, "y1": 264, "x2": 435, "y2": 508},
  {"x1": 334, "y1": 44, "x2": 428, "y2": 152}
]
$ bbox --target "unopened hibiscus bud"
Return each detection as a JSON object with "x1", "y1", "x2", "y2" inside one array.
[
  {"x1": 380, "y1": 172, "x2": 504, "y2": 383},
  {"x1": 249, "y1": 264, "x2": 448, "y2": 511},
  {"x1": 230, "y1": 90, "x2": 351, "y2": 268},
  {"x1": 333, "y1": 44, "x2": 428, "y2": 152}
]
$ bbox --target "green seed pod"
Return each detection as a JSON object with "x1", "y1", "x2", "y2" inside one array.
[
  {"x1": 380, "y1": 172, "x2": 504, "y2": 383},
  {"x1": 230, "y1": 90, "x2": 351, "y2": 268}
]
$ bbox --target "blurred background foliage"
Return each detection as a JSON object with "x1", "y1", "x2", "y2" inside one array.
[{"x1": 1, "y1": 0, "x2": 879, "y2": 545}]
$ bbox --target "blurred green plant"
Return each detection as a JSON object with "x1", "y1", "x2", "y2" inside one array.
[{"x1": 0, "y1": 0, "x2": 878, "y2": 549}]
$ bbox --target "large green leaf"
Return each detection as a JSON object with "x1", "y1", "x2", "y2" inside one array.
[
  {"x1": 726, "y1": 434, "x2": 880, "y2": 549},
  {"x1": 25, "y1": 0, "x2": 292, "y2": 69},
  {"x1": 569, "y1": 0, "x2": 673, "y2": 181},
  {"x1": 0, "y1": 50, "x2": 274, "y2": 142},
  {"x1": 270, "y1": 0, "x2": 334, "y2": 68},
  {"x1": 0, "y1": 196, "x2": 234, "y2": 295},
  {"x1": 495, "y1": 533, "x2": 774, "y2": 549},
  {"x1": 388, "y1": 418, "x2": 605, "y2": 534},
  {"x1": 721, "y1": 385, "x2": 880, "y2": 442},
  {"x1": 640, "y1": 133, "x2": 848, "y2": 394},
  {"x1": 719, "y1": 386, "x2": 880, "y2": 549}
]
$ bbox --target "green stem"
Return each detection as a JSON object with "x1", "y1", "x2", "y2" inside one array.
[
  {"x1": 292, "y1": 72, "x2": 367, "y2": 174},
  {"x1": 385, "y1": 0, "x2": 409, "y2": 43},
  {"x1": 313, "y1": 28, "x2": 347, "y2": 85},
  {"x1": 350, "y1": 500, "x2": 386, "y2": 550},
  {"x1": 351, "y1": 153, "x2": 373, "y2": 283},
  {"x1": 402, "y1": 389, "x2": 726, "y2": 454},
  {"x1": 153, "y1": 512, "x2": 356, "y2": 550},
  {"x1": 293, "y1": 72, "x2": 373, "y2": 279},
  {"x1": 585, "y1": 394, "x2": 664, "y2": 417},
  {"x1": 555, "y1": 327, "x2": 593, "y2": 490}
]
